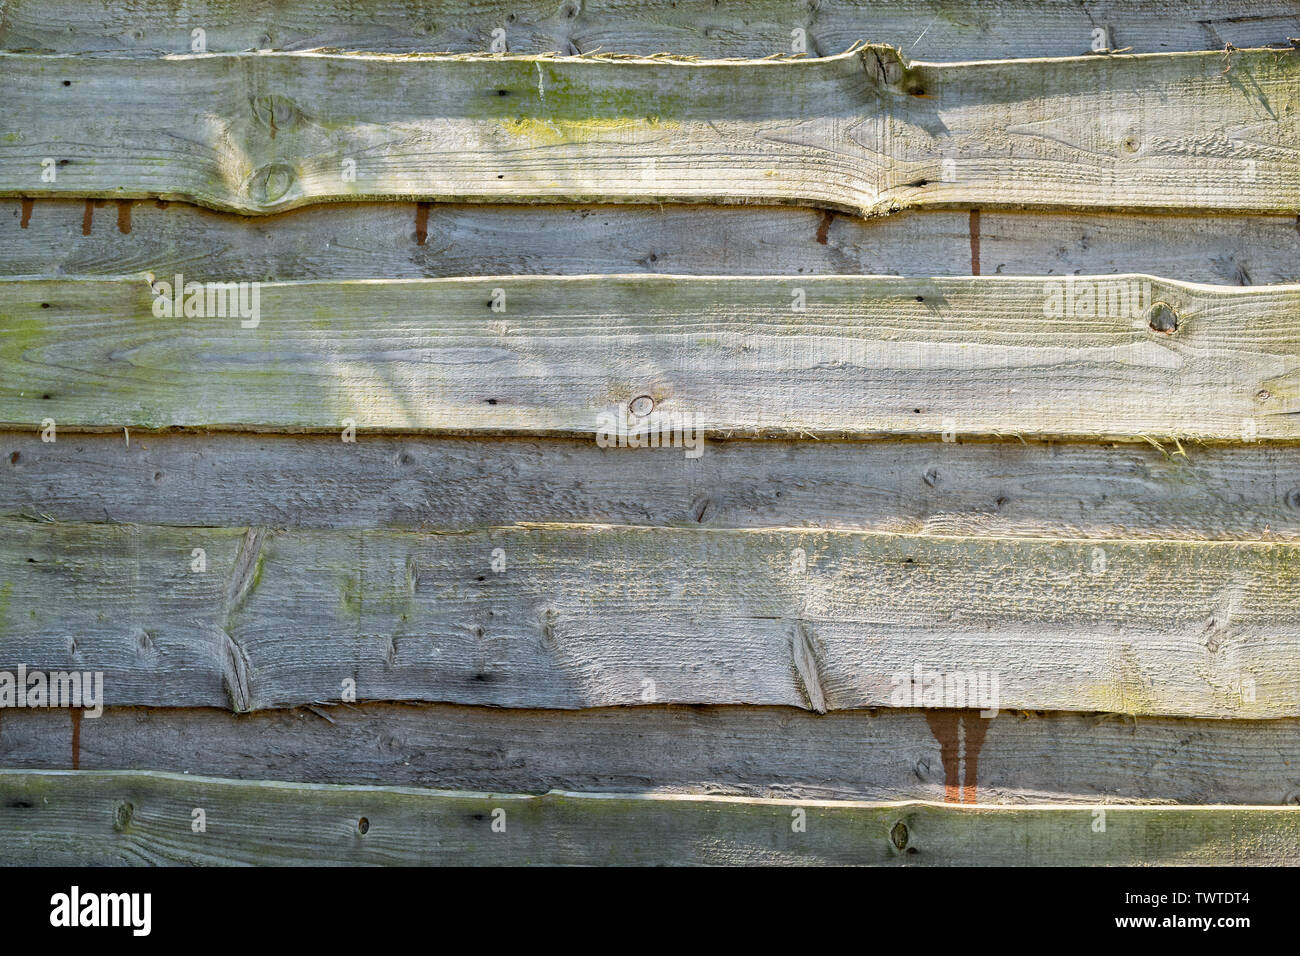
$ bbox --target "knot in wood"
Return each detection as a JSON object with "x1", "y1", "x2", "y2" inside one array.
[{"x1": 247, "y1": 163, "x2": 297, "y2": 206}]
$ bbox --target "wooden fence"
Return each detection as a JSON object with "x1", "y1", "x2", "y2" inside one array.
[{"x1": 1, "y1": 0, "x2": 1299, "y2": 865}]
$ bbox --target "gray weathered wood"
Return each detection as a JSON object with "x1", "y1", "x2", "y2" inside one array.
[
  {"x1": 977, "y1": 210, "x2": 1300, "y2": 286},
  {"x1": 2, "y1": 0, "x2": 1296, "y2": 60},
  {"x1": 5, "y1": 703, "x2": 1300, "y2": 805},
  {"x1": 3, "y1": 48, "x2": 1296, "y2": 215},
  {"x1": 7, "y1": 431, "x2": 1300, "y2": 540},
  {"x1": 4, "y1": 274, "x2": 1300, "y2": 442},
  {"x1": 1, "y1": 770, "x2": 1296, "y2": 865},
  {"x1": 2, "y1": 518, "x2": 1296, "y2": 716},
  {"x1": 5, "y1": 200, "x2": 1300, "y2": 285}
]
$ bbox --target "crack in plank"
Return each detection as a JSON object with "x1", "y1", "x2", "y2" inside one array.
[
  {"x1": 219, "y1": 528, "x2": 266, "y2": 712},
  {"x1": 791, "y1": 621, "x2": 827, "y2": 714}
]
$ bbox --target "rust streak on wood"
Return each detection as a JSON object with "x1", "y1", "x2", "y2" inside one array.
[
  {"x1": 925, "y1": 711, "x2": 963, "y2": 802},
  {"x1": 116, "y1": 199, "x2": 131, "y2": 234},
  {"x1": 927, "y1": 710, "x2": 991, "y2": 803},
  {"x1": 19, "y1": 198, "x2": 31, "y2": 228},
  {"x1": 962, "y1": 714, "x2": 990, "y2": 804},
  {"x1": 415, "y1": 202, "x2": 430, "y2": 245},
  {"x1": 969, "y1": 209, "x2": 981, "y2": 275},
  {"x1": 816, "y1": 209, "x2": 833, "y2": 244}
]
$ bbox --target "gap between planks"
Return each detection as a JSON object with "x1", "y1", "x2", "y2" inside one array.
[
  {"x1": 6, "y1": 702, "x2": 1300, "y2": 805},
  {"x1": 5, "y1": 200, "x2": 1297, "y2": 285}
]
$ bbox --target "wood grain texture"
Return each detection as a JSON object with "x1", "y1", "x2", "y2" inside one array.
[
  {"x1": 1, "y1": 770, "x2": 1296, "y2": 865},
  {"x1": 4, "y1": 274, "x2": 1300, "y2": 441},
  {"x1": 8, "y1": 431, "x2": 1300, "y2": 540},
  {"x1": 2, "y1": 47, "x2": 1296, "y2": 216},
  {"x1": 2, "y1": 0, "x2": 1296, "y2": 60},
  {"x1": 2, "y1": 518, "x2": 1296, "y2": 717},
  {"x1": 976, "y1": 210, "x2": 1300, "y2": 285},
  {"x1": 5, "y1": 703, "x2": 1300, "y2": 805},
  {"x1": 5, "y1": 200, "x2": 1300, "y2": 285}
]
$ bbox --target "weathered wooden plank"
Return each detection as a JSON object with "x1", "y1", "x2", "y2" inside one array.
[
  {"x1": 8, "y1": 431, "x2": 1300, "y2": 541},
  {"x1": 978, "y1": 211, "x2": 1300, "y2": 286},
  {"x1": 1, "y1": 770, "x2": 1295, "y2": 865},
  {"x1": 2, "y1": 48, "x2": 1296, "y2": 216},
  {"x1": 2, "y1": 518, "x2": 1296, "y2": 716},
  {"x1": 5, "y1": 200, "x2": 1300, "y2": 285},
  {"x1": 5, "y1": 703, "x2": 1300, "y2": 806},
  {"x1": 4, "y1": 274, "x2": 1299, "y2": 442},
  {"x1": 0, "y1": 200, "x2": 973, "y2": 280},
  {"x1": 2, "y1": 0, "x2": 1296, "y2": 60}
]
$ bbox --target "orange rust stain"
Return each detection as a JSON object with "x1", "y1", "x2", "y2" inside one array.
[
  {"x1": 81, "y1": 200, "x2": 94, "y2": 235},
  {"x1": 925, "y1": 709, "x2": 991, "y2": 803},
  {"x1": 19, "y1": 198, "x2": 33, "y2": 228},
  {"x1": 116, "y1": 200, "x2": 132, "y2": 234},
  {"x1": 70, "y1": 708, "x2": 82, "y2": 769},
  {"x1": 415, "y1": 202, "x2": 430, "y2": 245},
  {"x1": 815, "y1": 209, "x2": 833, "y2": 245},
  {"x1": 961, "y1": 713, "x2": 989, "y2": 804},
  {"x1": 924, "y1": 710, "x2": 962, "y2": 803},
  {"x1": 969, "y1": 209, "x2": 981, "y2": 276}
]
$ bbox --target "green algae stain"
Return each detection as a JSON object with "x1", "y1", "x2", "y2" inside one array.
[
  {"x1": 501, "y1": 114, "x2": 677, "y2": 145},
  {"x1": 339, "y1": 573, "x2": 362, "y2": 622},
  {"x1": 476, "y1": 61, "x2": 690, "y2": 129}
]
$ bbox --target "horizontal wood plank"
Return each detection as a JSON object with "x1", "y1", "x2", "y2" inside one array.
[
  {"x1": 4, "y1": 200, "x2": 1300, "y2": 285},
  {"x1": 4, "y1": 274, "x2": 1300, "y2": 441},
  {"x1": 1, "y1": 770, "x2": 1295, "y2": 864},
  {"x1": 2, "y1": 0, "x2": 1296, "y2": 61},
  {"x1": 1, "y1": 518, "x2": 1296, "y2": 716},
  {"x1": 2, "y1": 48, "x2": 1296, "y2": 215},
  {"x1": 7, "y1": 431, "x2": 1300, "y2": 540},
  {"x1": 5, "y1": 703, "x2": 1300, "y2": 805}
]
